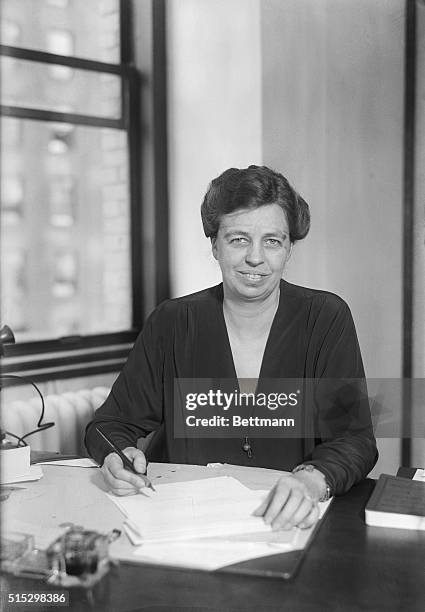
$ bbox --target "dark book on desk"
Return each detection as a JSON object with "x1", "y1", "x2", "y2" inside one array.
[
  {"x1": 396, "y1": 466, "x2": 425, "y2": 480},
  {"x1": 365, "y1": 474, "x2": 425, "y2": 531}
]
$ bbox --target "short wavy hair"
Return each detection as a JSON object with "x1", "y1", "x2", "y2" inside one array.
[{"x1": 201, "y1": 165, "x2": 310, "y2": 242}]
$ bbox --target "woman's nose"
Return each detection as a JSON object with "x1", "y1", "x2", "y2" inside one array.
[{"x1": 245, "y1": 241, "x2": 264, "y2": 265}]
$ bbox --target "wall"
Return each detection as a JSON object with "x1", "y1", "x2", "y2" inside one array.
[
  {"x1": 166, "y1": 0, "x2": 262, "y2": 297},
  {"x1": 261, "y1": 0, "x2": 405, "y2": 475},
  {"x1": 262, "y1": 0, "x2": 404, "y2": 377}
]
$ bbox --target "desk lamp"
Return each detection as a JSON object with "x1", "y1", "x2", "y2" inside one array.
[
  {"x1": 0, "y1": 325, "x2": 15, "y2": 355},
  {"x1": 1, "y1": 325, "x2": 16, "y2": 447}
]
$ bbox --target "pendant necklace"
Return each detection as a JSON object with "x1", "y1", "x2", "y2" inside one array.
[
  {"x1": 242, "y1": 436, "x2": 253, "y2": 458},
  {"x1": 239, "y1": 379, "x2": 256, "y2": 459}
]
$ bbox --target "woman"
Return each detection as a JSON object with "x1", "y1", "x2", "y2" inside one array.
[{"x1": 85, "y1": 165, "x2": 377, "y2": 530}]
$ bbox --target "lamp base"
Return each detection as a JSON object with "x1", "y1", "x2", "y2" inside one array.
[{"x1": 0, "y1": 445, "x2": 31, "y2": 483}]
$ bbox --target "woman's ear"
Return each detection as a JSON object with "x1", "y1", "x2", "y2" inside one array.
[
  {"x1": 287, "y1": 242, "x2": 293, "y2": 260},
  {"x1": 211, "y1": 237, "x2": 218, "y2": 260}
]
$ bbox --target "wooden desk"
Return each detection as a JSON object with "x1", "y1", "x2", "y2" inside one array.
[{"x1": 1, "y1": 464, "x2": 424, "y2": 612}]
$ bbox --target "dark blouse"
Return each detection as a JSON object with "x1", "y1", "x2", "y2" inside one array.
[{"x1": 85, "y1": 280, "x2": 378, "y2": 495}]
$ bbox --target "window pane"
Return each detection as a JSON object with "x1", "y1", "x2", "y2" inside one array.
[
  {"x1": 1, "y1": 118, "x2": 132, "y2": 341},
  {"x1": 1, "y1": 19, "x2": 21, "y2": 45},
  {"x1": 1, "y1": 56, "x2": 121, "y2": 120},
  {"x1": 1, "y1": 0, "x2": 120, "y2": 64}
]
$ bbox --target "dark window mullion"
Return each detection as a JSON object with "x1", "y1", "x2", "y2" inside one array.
[
  {"x1": 2, "y1": 331, "x2": 138, "y2": 357},
  {"x1": 128, "y1": 68, "x2": 143, "y2": 331},
  {"x1": 0, "y1": 105, "x2": 125, "y2": 129},
  {"x1": 119, "y1": 0, "x2": 133, "y2": 65},
  {"x1": 0, "y1": 44, "x2": 130, "y2": 76},
  {"x1": 120, "y1": 1, "x2": 142, "y2": 330}
]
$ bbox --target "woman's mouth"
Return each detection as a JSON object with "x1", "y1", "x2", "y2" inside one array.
[{"x1": 239, "y1": 272, "x2": 268, "y2": 282}]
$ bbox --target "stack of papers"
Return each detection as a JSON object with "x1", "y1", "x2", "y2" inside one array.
[
  {"x1": 107, "y1": 476, "x2": 330, "y2": 570},
  {"x1": 35, "y1": 458, "x2": 97, "y2": 468},
  {"x1": 108, "y1": 477, "x2": 270, "y2": 544}
]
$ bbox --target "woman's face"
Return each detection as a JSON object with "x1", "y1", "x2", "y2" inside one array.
[{"x1": 212, "y1": 203, "x2": 291, "y2": 303}]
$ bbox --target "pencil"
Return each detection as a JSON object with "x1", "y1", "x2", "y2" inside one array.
[{"x1": 95, "y1": 426, "x2": 156, "y2": 492}]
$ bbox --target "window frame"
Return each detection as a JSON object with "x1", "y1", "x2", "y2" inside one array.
[{"x1": 0, "y1": 0, "x2": 146, "y2": 381}]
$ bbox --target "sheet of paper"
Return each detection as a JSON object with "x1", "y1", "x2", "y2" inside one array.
[
  {"x1": 0, "y1": 465, "x2": 43, "y2": 485},
  {"x1": 109, "y1": 469, "x2": 333, "y2": 571},
  {"x1": 413, "y1": 468, "x2": 425, "y2": 482},
  {"x1": 107, "y1": 476, "x2": 272, "y2": 544},
  {"x1": 133, "y1": 536, "x2": 297, "y2": 571},
  {"x1": 36, "y1": 458, "x2": 98, "y2": 468},
  {"x1": 210, "y1": 463, "x2": 285, "y2": 490},
  {"x1": 128, "y1": 501, "x2": 332, "y2": 570}
]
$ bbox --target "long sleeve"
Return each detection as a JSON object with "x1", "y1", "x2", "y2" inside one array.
[
  {"x1": 84, "y1": 281, "x2": 378, "y2": 488},
  {"x1": 303, "y1": 298, "x2": 378, "y2": 495},
  {"x1": 84, "y1": 306, "x2": 165, "y2": 465}
]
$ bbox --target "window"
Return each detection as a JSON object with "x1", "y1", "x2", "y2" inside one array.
[
  {"x1": 46, "y1": 0, "x2": 70, "y2": 8},
  {"x1": 1, "y1": 174, "x2": 24, "y2": 224},
  {"x1": 47, "y1": 30, "x2": 74, "y2": 79},
  {"x1": 0, "y1": 20, "x2": 21, "y2": 46},
  {"x1": 3, "y1": 0, "x2": 119, "y2": 63},
  {"x1": 0, "y1": 0, "x2": 143, "y2": 378},
  {"x1": 48, "y1": 123, "x2": 75, "y2": 156},
  {"x1": 1, "y1": 250, "x2": 27, "y2": 333},
  {"x1": 49, "y1": 174, "x2": 75, "y2": 226}
]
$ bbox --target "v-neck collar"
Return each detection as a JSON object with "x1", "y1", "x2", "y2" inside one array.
[{"x1": 214, "y1": 281, "x2": 286, "y2": 385}]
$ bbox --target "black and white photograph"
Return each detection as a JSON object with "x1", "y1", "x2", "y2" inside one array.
[{"x1": 0, "y1": 1, "x2": 424, "y2": 611}]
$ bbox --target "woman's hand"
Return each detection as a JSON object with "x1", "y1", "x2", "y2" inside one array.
[
  {"x1": 101, "y1": 446, "x2": 148, "y2": 496},
  {"x1": 253, "y1": 474, "x2": 320, "y2": 530}
]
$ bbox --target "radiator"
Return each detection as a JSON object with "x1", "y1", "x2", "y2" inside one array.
[{"x1": 1, "y1": 387, "x2": 109, "y2": 456}]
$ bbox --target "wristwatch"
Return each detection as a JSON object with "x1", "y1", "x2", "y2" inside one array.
[{"x1": 292, "y1": 464, "x2": 332, "y2": 502}]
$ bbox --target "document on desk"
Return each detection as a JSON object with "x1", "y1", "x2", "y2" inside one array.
[
  {"x1": 413, "y1": 468, "x2": 425, "y2": 482},
  {"x1": 35, "y1": 458, "x2": 98, "y2": 468},
  {"x1": 0, "y1": 465, "x2": 43, "y2": 485},
  {"x1": 107, "y1": 475, "x2": 332, "y2": 571},
  {"x1": 131, "y1": 534, "x2": 300, "y2": 571},
  {"x1": 107, "y1": 476, "x2": 271, "y2": 544}
]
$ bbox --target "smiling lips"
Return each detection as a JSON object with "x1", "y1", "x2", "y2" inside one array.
[{"x1": 238, "y1": 271, "x2": 269, "y2": 281}]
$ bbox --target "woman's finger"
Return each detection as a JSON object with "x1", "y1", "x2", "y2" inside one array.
[
  {"x1": 261, "y1": 480, "x2": 293, "y2": 526},
  {"x1": 283, "y1": 496, "x2": 316, "y2": 528},
  {"x1": 102, "y1": 463, "x2": 133, "y2": 489},
  {"x1": 298, "y1": 504, "x2": 320, "y2": 529},
  {"x1": 252, "y1": 489, "x2": 273, "y2": 516},
  {"x1": 123, "y1": 447, "x2": 147, "y2": 475},
  {"x1": 104, "y1": 452, "x2": 147, "y2": 489},
  {"x1": 269, "y1": 488, "x2": 305, "y2": 530},
  {"x1": 109, "y1": 485, "x2": 144, "y2": 497},
  {"x1": 102, "y1": 457, "x2": 144, "y2": 491}
]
